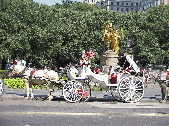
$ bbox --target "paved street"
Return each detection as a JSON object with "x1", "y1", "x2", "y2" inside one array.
[{"x1": 0, "y1": 83, "x2": 169, "y2": 126}]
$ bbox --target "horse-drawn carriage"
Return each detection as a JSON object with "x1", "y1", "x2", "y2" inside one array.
[
  {"x1": 63, "y1": 53, "x2": 145, "y2": 103},
  {"x1": 0, "y1": 53, "x2": 145, "y2": 103},
  {"x1": 2, "y1": 52, "x2": 168, "y2": 103}
]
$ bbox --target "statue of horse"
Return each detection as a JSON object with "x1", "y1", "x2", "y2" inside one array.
[{"x1": 10, "y1": 65, "x2": 59, "y2": 101}]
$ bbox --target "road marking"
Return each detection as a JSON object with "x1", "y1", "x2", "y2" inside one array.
[
  {"x1": 0, "y1": 112, "x2": 169, "y2": 117},
  {"x1": 0, "y1": 112, "x2": 104, "y2": 116},
  {"x1": 86, "y1": 102, "x2": 169, "y2": 108}
]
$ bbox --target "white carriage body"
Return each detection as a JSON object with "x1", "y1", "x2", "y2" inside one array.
[
  {"x1": 65, "y1": 54, "x2": 144, "y2": 103},
  {"x1": 69, "y1": 55, "x2": 140, "y2": 87}
]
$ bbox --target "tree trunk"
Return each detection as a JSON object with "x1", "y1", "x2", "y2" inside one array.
[{"x1": 1, "y1": 59, "x2": 7, "y2": 70}]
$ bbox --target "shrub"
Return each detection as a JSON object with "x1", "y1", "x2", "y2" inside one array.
[
  {"x1": 3, "y1": 77, "x2": 104, "y2": 91},
  {"x1": 3, "y1": 78, "x2": 26, "y2": 89},
  {"x1": 3, "y1": 76, "x2": 68, "y2": 90}
]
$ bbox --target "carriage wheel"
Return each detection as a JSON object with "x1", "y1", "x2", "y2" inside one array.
[
  {"x1": 0, "y1": 78, "x2": 4, "y2": 97},
  {"x1": 63, "y1": 81, "x2": 83, "y2": 102},
  {"x1": 118, "y1": 76, "x2": 144, "y2": 103},
  {"x1": 82, "y1": 83, "x2": 91, "y2": 102}
]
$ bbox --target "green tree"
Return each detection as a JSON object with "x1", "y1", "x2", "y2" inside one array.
[
  {"x1": 0, "y1": 0, "x2": 168, "y2": 69},
  {"x1": 117, "y1": 5, "x2": 169, "y2": 67}
]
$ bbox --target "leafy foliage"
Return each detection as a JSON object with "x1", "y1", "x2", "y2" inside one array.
[
  {"x1": 3, "y1": 78, "x2": 26, "y2": 89},
  {"x1": 0, "y1": 0, "x2": 168, "y2": 68},
  {"x1": 118, "y1": 6, "x2": 169, "y2": 67},
  {"x1": 3, "y1": 78, "x2": 105, "y2": 91},
  {"x1": 3, "y1": 76, "x2": 68, "y2": 89}
]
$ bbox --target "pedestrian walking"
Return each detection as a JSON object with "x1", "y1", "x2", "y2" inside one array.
[
  {"x1": 166, "y1": 68, "x2": 169, "y2": 86},
  {"x1": 166, "y1": 68, "x2": 169, "y2": 80}
]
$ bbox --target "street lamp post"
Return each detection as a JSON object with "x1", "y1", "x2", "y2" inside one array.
[{"x1": 126, "y1": 39, "x2": 133, "y2": 60}]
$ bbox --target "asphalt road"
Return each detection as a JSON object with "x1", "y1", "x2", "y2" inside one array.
[{"x1": 0, "y1": 83, "x2": 169, "y2": 126}]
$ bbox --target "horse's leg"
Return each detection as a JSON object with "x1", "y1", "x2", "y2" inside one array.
[
  {"x1": 160, "y1": 82, "x2": 167, "y2": 103},
  {"x1": 30, "y1": 84, "x2": 34, "y2": 100},
  {"x1": 23, "y1": 79, "x2": 29, "y2": 100},
  {"x1": 47, "y1": 82, "x2": 54, "y2": 101},
  {"x1": 28, "y1": 79, "x2": 34, "y2": 100}
]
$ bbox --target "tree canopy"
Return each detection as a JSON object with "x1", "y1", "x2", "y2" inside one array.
[{"x1": 0, "y1": 0, "x2": 168, "y2": 69}]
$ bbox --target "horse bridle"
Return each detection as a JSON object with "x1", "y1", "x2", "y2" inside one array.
[{"x1": 19, "y1": 66, "x2": 28, "y2": 78}]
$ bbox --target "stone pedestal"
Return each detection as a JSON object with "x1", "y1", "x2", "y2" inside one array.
[
  {"x1": 100, "y1": 50, "x2": 119, "y2": 73},
  {"x1": 106, "y1": 50, "x2": 118, "y2": 67},
  {"x1": 102, "y1": 66, "x2": 110, "y2": 73}
]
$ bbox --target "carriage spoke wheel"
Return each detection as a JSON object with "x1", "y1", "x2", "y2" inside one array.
[
  {"x1": 0, "y1": 78, "x2": 4, "y2": 97},
  {"x1": 118, "y1": 76, "x2": 144, "y2": 103},
  {"x1": 63, "y1": 81, "x2": 83, "y2": 103}
]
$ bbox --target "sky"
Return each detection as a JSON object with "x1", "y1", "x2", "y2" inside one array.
[{"x1": 33, "y1": 0, "x2": 84, "y2": 5}]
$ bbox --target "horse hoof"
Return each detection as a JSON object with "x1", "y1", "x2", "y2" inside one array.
[
  {"x1": 159, "y1": 100, "x2": 166, "y2": 103},
  {"x1": 30, "y1": 97, "x2": 34, "y2": 100},
  {"x1": 46, "y1": 97, "x2": 53, "y2": 101},
  {"x1": 26, "y1": 97, "x2": 30, "y2": 100},
  {"x1": 47, "y1": 95, "x2": 53, "y2": 101},
  {"x1": 47, "y1": 98, "x2": 52, "y2": 101}
]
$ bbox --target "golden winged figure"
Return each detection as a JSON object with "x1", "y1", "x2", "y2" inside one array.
[{"x1": 103, "y1": 22, "x2": 124, "y2": 52}]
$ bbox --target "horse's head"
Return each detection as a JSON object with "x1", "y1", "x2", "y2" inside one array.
[{"x1": 11, "y1": 65, "x2": 26, "y2": 78}]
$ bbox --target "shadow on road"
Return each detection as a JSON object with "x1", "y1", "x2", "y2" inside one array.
[
  {"x1": 4, "y1": 92, "x2": 168, "y2": 103},
  {"x1": 143, "y1": 96, "x2": 159, "y2": 100},
  {"x1": 4, "y1": 92, "x2": 122, "y2": 103}
]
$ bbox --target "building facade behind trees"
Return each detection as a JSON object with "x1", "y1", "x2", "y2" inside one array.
[{"x1": 84, "y1": 0, "x2": 169, "y2": 13}]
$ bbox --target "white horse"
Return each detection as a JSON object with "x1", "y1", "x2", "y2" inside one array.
[{"x1": 11, "y1": 65, "x2": 58, "y2": 101}]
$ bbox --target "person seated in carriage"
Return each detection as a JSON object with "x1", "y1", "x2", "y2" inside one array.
[
  {"x1": 76, "y1": 49, "x2": 95, "y2": 77},
  {"x1": 79, "y1": 49, "x2": 94, "y2": 67}
]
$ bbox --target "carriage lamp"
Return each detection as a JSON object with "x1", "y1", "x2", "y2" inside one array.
[{"x1": 126, "y1": 39, "x2": 132, "y2": 53}]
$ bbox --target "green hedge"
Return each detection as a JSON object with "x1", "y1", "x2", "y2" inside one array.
[
  {"x1": 3, "y1": 77, "x2": 105, "y2": 91},
  {"x1": 3, "y1": 78, "x2": 26, "y2": 89},
  {"x1": 1, "y1": 70, "x2": 80, "y2": 90},
  {"x1": 3, "y1": 78, "x2": 58, "y2": 89},
  {"x1": 3, "y1": 76, "x2": 68, "y2": 89}
]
